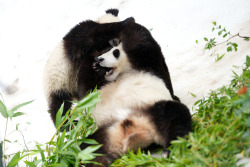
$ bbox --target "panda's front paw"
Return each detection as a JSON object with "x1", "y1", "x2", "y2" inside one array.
[
  {"x1": 92, "y1": 62, "x2": 99, "y2": 72},
  {"x1": 93, "y1": 62, "x2": 106, "y2": 76}
]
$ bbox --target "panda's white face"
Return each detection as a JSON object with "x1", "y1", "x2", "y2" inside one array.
[{"x1": 96, "y1": 42, "x2": 131, "y2": 81}]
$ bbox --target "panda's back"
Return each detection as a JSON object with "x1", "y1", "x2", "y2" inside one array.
[
  {"x1": 93, "y1": 71, "x2": 172, "y2": 126},
  {"x1": 42, "y1": 41, "x2": 78, "y2": 99}
]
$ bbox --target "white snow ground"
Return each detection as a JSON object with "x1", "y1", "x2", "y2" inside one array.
[{"x1": 0, "y1": 0, "x2": 250, "y2": 166}]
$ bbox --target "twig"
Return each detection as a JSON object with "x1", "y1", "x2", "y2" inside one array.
[
  {"x1": 214, "y1": 34, "x2": 238, "y2": 46},
  {"x1": 3, "y1": 117, "x2": 8, "y2": 167},
  {"x1": 7, "y1": 129, "x2": 30, "y2": 152},
  {"x1": 215, "y1": 33, "x2": 250, "y2": 47},
  {"x1": 17, "y1": 130, "x2": 30, "y2": 152}
]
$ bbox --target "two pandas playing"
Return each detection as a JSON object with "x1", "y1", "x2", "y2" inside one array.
[{"x1": 43, "y1": 9, "x2": 192, "y2": 167}]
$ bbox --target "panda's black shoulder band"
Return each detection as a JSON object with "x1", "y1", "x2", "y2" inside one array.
[{"x1": 105, "y1": 8, "x2": 119, "y2": 16}]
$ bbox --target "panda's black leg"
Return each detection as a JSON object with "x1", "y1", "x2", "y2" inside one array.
[
  {"x1": 147, "y1": 101, "x2": 192, "y2": 159},
  {"x1": 49, "y1": 90, "x2": 72, "y2": 126}
]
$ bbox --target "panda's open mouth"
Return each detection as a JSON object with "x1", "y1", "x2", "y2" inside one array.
[{"x1": 104, "y1": 67, "x2": 114, "y2": 77}]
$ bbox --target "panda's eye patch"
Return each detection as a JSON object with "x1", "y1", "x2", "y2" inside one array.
[{"x1": 113, "y1": 49, "x2": 120, "y2": 58}]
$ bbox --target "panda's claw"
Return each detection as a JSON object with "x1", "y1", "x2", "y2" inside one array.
[{"x1": 92, "y1": 62, "x2": 99, "y2": 70}]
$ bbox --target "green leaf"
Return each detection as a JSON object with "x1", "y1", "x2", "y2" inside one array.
[
  {"x1": 215, "y1": 53, "x2": 225, "y2": 62},
  {"x1": 232, "y1": 43, "x2": 238, "y2": 51},
  {"x1": 10, "y1": 100, "x2": 33, "y2": 113},
  {"x1": 0, "y1": 100, "x2": 8, "y2": 118},
  {"x1": 218, "y1": 31, "x2": 222, "y2": 36},
  {"x1": 244, "y1": 37, "x2": 250, "y2": 41},
  {"x1": 189, "y1": 92, "x2": 197, "y2": 98},
  {"x1": 24, "y1": 161, "x2": 36, "y2": 167},
  {"x1": 81, "y1": 139, "x2": 99, "y2": 145},
  {"x1": 13, "y1": 112, "x2": 25, "y2": 117},
  {"x1": 57, "y1": 130, "x2": 66, "y2": 150},
  {"x1": 246, "y1": 55, "x2": 250, "y2": 67},
  {"x1": 196, "y1": 40, "x2": 198, "y2": 44},
  {"x1": 16, "y1": 123, "x2": 20, "y2": 130},
  {"x1": 204, "y1": 37, "x2": 208, "y2": 41},
  {"x1": 7, "y1": 152, "x2": 20, "y2": 167},
  {"x1": 56, "y1": 150, "x2": 77, "y2": 157},
  {"x1": 4, "y1": 139, "x2": 11, "y2": 143},
  {"x1": 36, "y1": 144, "x2": 45, "y2": 162},
  {"x1": 75, "y1": 91, "x2": 100, "y2": 112},
  {"x1": 55, "y1": 103, "x2": 64, "y2": 129},
  {"x1": 212, "y1": 21, "x2": 216, "y2": 26},
  {"x1": 8, "y1": 110, "x2": 14, "y2": 120},
  {"x1": 227, "y1": 46, "x2": 232, "y2": 52},
  {"x1": 223, "y1": 33, "x2": 228, "y2": 38},
  {"x1": 78, "y1": 145, "x2": 102, "y2": 161}
]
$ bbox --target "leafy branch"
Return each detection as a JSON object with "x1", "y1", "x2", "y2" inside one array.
[{"x1": 198, "y1": 22, "x2": 250, "y2": 61}]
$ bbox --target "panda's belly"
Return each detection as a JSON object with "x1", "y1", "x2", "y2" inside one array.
[{"x1": 92, "y1": 71, "x2": 172, "y2": 126}]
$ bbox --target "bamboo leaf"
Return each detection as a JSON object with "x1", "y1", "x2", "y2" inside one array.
[
  {"x1": 56, "y1": 103, "x2": 64, "y2": 129},
  {"x1": 36, "y1": 144, "x2": 45, "y2": 162},
  {"x1": 10, "y1": 100, "x2": 33, "y2": 113},
  {"x1": 0, "y1": 100, "x2": 8, "y2": 118},
  {"x1": 7, "y1": 152, "x2": 20, "y2": 167}
]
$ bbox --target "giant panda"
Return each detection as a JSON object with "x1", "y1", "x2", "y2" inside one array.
[
  {"x1": 81, "y1": 21, "x2": 192, "y2": 166},
  {"x1": 42, "y1": 9, "x2": 135, "y2": 125}
]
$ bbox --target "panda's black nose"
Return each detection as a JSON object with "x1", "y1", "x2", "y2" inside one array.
[{"x1": 95, "y1": 56, "x2": 104, "y2": 62}]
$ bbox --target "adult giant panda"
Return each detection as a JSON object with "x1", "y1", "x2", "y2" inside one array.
[
  {"x1": 82, "y1": 21, "x2": 192, "y2": 166},
  {"x1": 43, "y1": 9, "x2": 134, "y2": 125}
]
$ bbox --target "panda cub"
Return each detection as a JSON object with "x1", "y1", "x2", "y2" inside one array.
[
  {"x1": 83, "y1": 21, "x2": 192, "y2": 166},
  {"x1": 43, "y1": 9, "x2": 134, "y2": 125}
]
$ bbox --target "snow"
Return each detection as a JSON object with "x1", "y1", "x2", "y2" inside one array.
[{"x1": 0, "y1": 0, "x2": 250, "y2": 166}]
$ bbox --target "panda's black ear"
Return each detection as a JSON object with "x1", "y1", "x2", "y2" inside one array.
[
  {"x1": 122, "y1": 17, "x2": 135, "y2": 27},
  {"x1": 105, "y1": 8, "x2": 119, "y2": 16}
]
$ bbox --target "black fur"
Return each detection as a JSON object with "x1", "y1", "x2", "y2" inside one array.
[
  {"x1": 105, "y1": 9, "x2": 119, "y2": 16},
  {"x1": 119, "y1": 22, "x2": 179, "y2": 101},
  {"x1": 113, "y1": 49, "x2": 120, "y2": 58},
  {"x1": 85, "y1": 20, "x2": 192, "y2": 166},
  {"x1": 83, "y1": 101, "x2": 192, "y2": 167},
  {"x1": 63, "y1": 17, "x2": 135, "y2": 98},
  {"x1": 80, "y1": 124, "x2": 116, "y2": 167},
  {"x1": 146, "y1": 100, "x2": 192, "y2": 149},
  {"x1": 49, "y1": 90, "x2": 73, "y2": 124},
  {"x1": 47, "y1": 14, "x2": 135, "y2": 126}
]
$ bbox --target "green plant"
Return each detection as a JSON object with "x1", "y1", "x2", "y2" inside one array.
[
  {"x1": 1, "y1": 89, "x2": 102, "y2": 167},
  {"x1": 197, "y1": 22, "x2": 250, "y2": 62},
  {"x1": 111, "y1": 55, "x2": 250, "y2": 167}
]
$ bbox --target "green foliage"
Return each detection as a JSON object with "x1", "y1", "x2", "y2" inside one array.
[
  {"x1": 1, "y1": 89, "x2": 101, "y2": 167},
  {"x1": 1, "y1": 58, "x2": 250, "y2": 166},
  {"x1": 112, "y1": 56, "x2": 250, "y2": 167},
  {"x1": 199, "y1": 22, "x2": 250, "y2": 62},
  {"x1": 215, "y1": 53, "x2": 225, "y2": 62}
]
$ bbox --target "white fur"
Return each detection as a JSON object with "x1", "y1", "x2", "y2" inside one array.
[
  {"x1": 95, "y1": 13, "x2": 120, "y2": 23},
  {"x1": 93, "y1": 42, "x2": 172, "y2": 126},
  {"x1": 43, "y1": 12, "x2": 120, "y2": 100},
  {"x1": 42, "y1": 41, "x2": 78, "y2": 100},
  {"x1": 92, "y1": 71, "x2": 172, "y2": 126}
]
